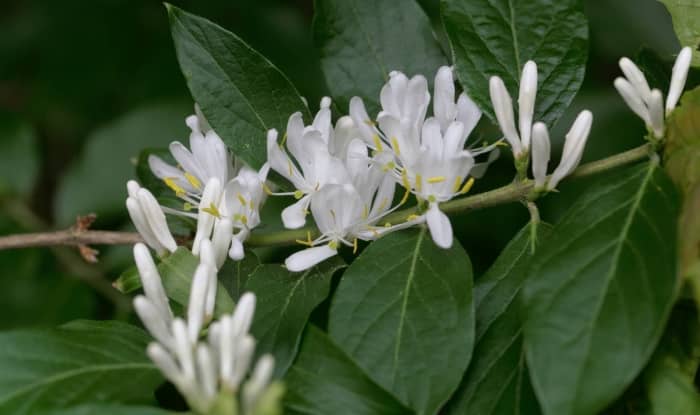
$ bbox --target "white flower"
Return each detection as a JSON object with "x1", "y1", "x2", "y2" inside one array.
[
  {"x1": 126, "y1": 181, "x2": 177, "y2": 255},
  {"x1": 132, "y1": 243, "x2": 277, "y2": 414},
  {"x1": 614, "y1": 47, "x2": 692, "y2": 138},
  {"x1": 266, "y1": 116, "x2": 349, "y2": 229},
  {"x1": 285, "y1": 141, "x2": 410, "y2": 271},
  {"x1": 530, "y1": 110, "x2": 593, "y2": 191},
  {"x1": 148, "y1": 104, "x2": 233, "y2": 199},
  {"x1": 489, "y1": 61, "x2": 538, "y2": 157}
]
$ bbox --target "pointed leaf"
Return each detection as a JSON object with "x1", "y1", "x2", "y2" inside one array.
[
  {"x1": 0, "y1": 321, "x2": 162, "y2": 414},
  {"x1": 523, "y1": 162, "x2": 680, "y2": 415},
  {"x1": 659, "y1": 0, "x2": 700, "y2": 67},
  {"x1": 284, "y1": 326, "x2": 411, "y2": 415},
  {"x1": 441, "y1": 0, "x2": 588, "y2": 126},
  {"x1": 167, "y1": 4, "x2": 309, "y2": 168},
  {"x1": 329, "y1": 227, "x2": 474, "y2": 415},
  {"x1": 312, "y1": 0, "x2": 446, "y2": 114},
  {"x1": 445, "y1": 223, "x2": 549, "y2": 415},
  {"x1": 242, "y1": 258, "x2": 346, "y2": 377}
]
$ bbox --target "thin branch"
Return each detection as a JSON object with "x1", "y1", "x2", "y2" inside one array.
[{"x1": 0, "y1": 229, "x2": 142, "y2": 250}]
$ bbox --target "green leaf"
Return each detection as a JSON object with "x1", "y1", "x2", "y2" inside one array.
[
  {"x1": 644, "y1": 303, "x2": 700, "y2": 415},
  {"x1": 445, "y1": 223, "x2": 549, "y2": 415},
  {"x1": 284, "y1": 326, "x2": 411, "y2": 415},
  {"x1": 312, "y1": 0, "x2": 446, "y2": 114},
  {"x1": 328, "y1": 227, "x2": 474, "y2": 415},
  {"x1": 242, "y1": 258, "x2": 345, "y2": 378},
  {"x1": 659, "y1": 0, "x2": 700, "y2": 67},
  {"x1": 0, "y1": 320, "x2": 162, "y2": 414},
  {"x1": 441, "y1": 0, "x2": 589, "y2": 126},
  {"x1": 55, "y1": 102, "x2": 189, "y2": 226},
  {"x1": 113, "y1": 247, "x2": 235, "y2": 317},
  {"x1": 33, "y1": 403, "x2": 173, "y2": 415},
  {"x1": 522, "y1": 162, "x2": 680, "y2": 415},
  {"x1": 0, "y1": 114, "x2": 38, "y2": 197},
  {"x1": 219, "y1": 250, "x2": 261, "y2": 300},
  {"x1": 167, "y1": 4, "x2": 309, "y2": 169}
]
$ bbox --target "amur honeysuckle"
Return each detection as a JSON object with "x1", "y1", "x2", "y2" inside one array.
[
  {"x1": 126, "y1": 180, "x2": 177, "y2": 256},
  {"x1": 347, "y1": 66, "x2": 495, "y2": 249},
  {"x1": 530, "y1": 110, "x2": 594, "y2": 191},
  {"x1": 614, "y1": 46, "x2": 692, "y2": 139},
  {"x1": 132, "y1": 241, "x2": 281, "y2": 415},
  {"x1": 489, "y1": 60, "x2": 538, "y2": 158}
]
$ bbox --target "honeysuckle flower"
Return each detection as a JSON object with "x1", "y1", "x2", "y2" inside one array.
[
  {"x1": 489, "y1": 61, "x2": 538, "y2": 157},
  {"x1": 266, "y1": 123, "x2": 349, "y2": 229},
  {"x1": 126, "y1": 181, "x2": 177, "y2": 255},
  {"x1": 530, "y1": 110, "x2": 593, "y2": 191},
  {"x1": 614, "y1": 47, "x2": 692, "y2": 139},
  {"x1": 132, "y1": 243, "x2": 278, "y2": 414},
  {"x1": 149, "y1": 104, "x2": 233, "y2": 199}
]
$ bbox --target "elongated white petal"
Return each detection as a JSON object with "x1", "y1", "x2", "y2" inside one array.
[
  {"x1": 199, "y1": 238, "x2": 216, "y2": 269},
  {"x1": 134, "y1": 296, "x2": 174, "y2": 350},
  {"x1": 281, "y1": 195, "x2": 311, "y2": 229},
  {"x1": 349, "y1": 97, "x2": 376, "y2": 143},
  {"x1": 489, "y1": 76, "x2": 522, "y2": 155},
  {"x1": 619, "y1": 57, "x2": 652, "y2": 103},
  {"x1": 243, "y1": 354, "x2": 275, "y2": 413},
  {"x1": 434, "y1": 66, "x2": 456, "y2": 131},
  {"x1": 231, "y1": 335, "x2": 256, "y2": 389},
  {"x1": 192, "y1": 178, "x2": 222, "y2": 255},
  {"x1": 531, "y1": 122, "x2": 551, "y2": 188},
  {"x1": 127, "y1": 180, "x2": 141, "y2": 199},
  {"x1": 133, "y1": 243, "x2": 172, "y2": 322},
  {"x1": 126, "y1": 198, "x2": 165, "y2": 254},
  {"x1": 196, "y1": 344, "x2": 217, "y2": 400},
  {"x1": 137, "y1": 189, "x2": 177, "y2": 253},
  {"x1": 285, "y1": 245, "x2": 338, "y2": 272},
  {"x1": 549, "y1": 110, "x2": 593, "y2": 190},
  {"x1": 232, "y1": 292, "x2": 257, "y2": 336},
  {"x1": 147, "y1": 342, "x2": 183, "y2": 385},
  {"x1": 172, "y1": 318, "x2": 196, "y2": 381},
  {"x1": 219, "y1": 315, "x2": 234, "y2": 385},
  {"x1": 197, "y1": 240, "x2": 218, "y2": 318},
  {"x1": 212, "y1": 218, "x2": 233, "y2": 268},
  {"x1": 170, "y1": 141, "x2": 206, "y2": 183},
  {"x1": 426, "y1": 203, "x2": 453, "y2": 249},
  {"x1": 456, "y1": 93, "x2": 482, "y2": 139},
  {"x1": 187, "y1": 264, "x2": 211, "y2": 342},
  {"x1": 648, "y1": 89, "x2": 665, "y2": 138},
  {"x1": 148, "y1": 155, "x2": 193, "y2": 192},
  {"x1": 667, "y1": 47, "x2": 692, "y2": 114},
  {"x1": 614, "y1": 77, "x2": 652, "y2": 126},
  {"x1": 518, "y1": 61, "x2": 538, "y2": 150}
]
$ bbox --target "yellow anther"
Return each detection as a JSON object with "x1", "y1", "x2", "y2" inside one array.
[
  {"x1": 372, "y1": 134, "x2": 384, "y2": 152},
  {"x1": 240, "y1": 215, "x2": 248, "y2": 225},
  {"x1": 401, "y1": 170, "x2": 411, "y2": 190},
  {"x1": 460, "y1": 177, "x2": 475, "y2": 194},
  {"x1": 406, "y1": 214, "x2": 420, "y2": 222},
  {"x1": 353, "y1": 238, "x2": 358, "y2": 254},
  {"x1": 263, "y1": 183, "x2": 273, "y2": 195},
  {"x1": 184, "y1": 173, "x2": 202, "y2": 190},
  {"x1": 294, "y1": 190, "x2": 304, "y2": 200},
  {"x1": 287, "y1": 160, "x2": 294, "y2": 177},
  {"x1": 164, "y1": 177, "x2": 186, "y2": 197},
  {"x1": 237, "y1": 193, "x2": 247, "y2": 206},
  {"x1": 382, "y1": 161, "x2": 396, "y2": 172},
  {"x1": 328, "y1": 240, "x2": 339, "y2": 250},
  {"x1": 400, "y1": 188, "x2": 411, "y2": 205},
  {"x1": 415, "y1": 174, "x2": 423, "y2": 192},
  {"x1": 295, "y1": 238, "x2": 312, "y2": 247},
  {"x1": 183, "y1": 202, "x2": 193, "y2": 211},
  {"x1": 202, "y1": 203, "x2": 221, "y2": 218},
  {"x1": 390, "y1": 137, "x2": 401, "y2": 155},
  {"x1": 281, "y1": 131, "x2": 288, "y2": 147},
  {"x1": 452, "y1": 176, "x2": 463, "y2": 193},
  {"x1": 427, "y1": 176, "x2": 446, "y2": 184},
  {"x1": 384, "y1": 222, "x2": 392, "y2": 228},
  {"x1": 295, "y1": 231, "x2": 314, "y2": 247}
]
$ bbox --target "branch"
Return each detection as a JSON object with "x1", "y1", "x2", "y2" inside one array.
[{"x1": 0, "y1": 229, "x2": 142, "y2": 250}]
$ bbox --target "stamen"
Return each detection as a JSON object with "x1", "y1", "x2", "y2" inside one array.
[
  {"x1": 427, "y1": 176, "x2": 446, "y2": 184},
  {"x1": 281, "y1": 131, "x2": 288, "y2": 147},
  {"x1": 263, "y1": 183, "x2": 273, "y2": 195},
  {"x1": 328, "y1": 240, "x2": 339, "y2": 250},
  {"x1": 164, "y1": 177, "x2": 186, "y2": 197},
  {"x1": 202, "y1": 203, "x2": 221, "y2": 218},
  {"x1": 353, "y1": 238, "x2": 358, "y2": 254},
  {"x1": 406, "y1": 214, "x2": 420, "y2": 222},
  {"x1": 237, "y1": 193, "x2": 247, "y2": 206},
  {"x1": 372, "y1": 134, "x2": 384, "y2": 152},
  {"x1": 460, "y1": 177, "x2": 475, "y2": 194},
  {"x1": 362, "y1": 205, "x2": 369, "y2": 219},
  {"x1": 382, "y1": 161, "x2": 396, "y2": 172},
  {"x1": 184, "y1": 173, "x2": 202, "y2": 190},
  {"x1": 294, "y1": 190, "x2": 304, "y2": 200},
  {"x1": 364, "y1": 119, "x2": 376, "y2": 127},
  {"x1": 390, "y1": 137, "x2": 401, "y2": 155},
  {"x1": 452, "y1": 176, "x2": 463, "y2": 193},
  {"x1": 384, "y1": 222, "x2": 391, "y2": 227},
  {"x1": 287, "y1": 160, "x2": 294, "y2": 177},
  {"x1": 183, "y1": 202, "x2": 193, "y2": 212},
  {"x1": 401, "y1": 170, "x2": 411, "y2": 190},
  {"x1": 428, "y1": 195, "x2": 436, "y2": 203},
  {"x1": 400, "y1": 188, "x2": 411, "y2": 205},
  {"x1": 415, "y1": 174, "x2": 423, "y2": 192}
]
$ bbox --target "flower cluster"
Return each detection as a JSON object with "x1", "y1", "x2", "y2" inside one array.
[
  {"x1": 614, "y1": 47, "x2": 692, "y2": 139},
  {"x1": 132, "y1": 241, "x2": 281, "y2": 414}
]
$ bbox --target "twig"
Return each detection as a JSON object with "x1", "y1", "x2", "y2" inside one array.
[{"x1": 0, "y1": 229, "x2": 142, "y2": 250}]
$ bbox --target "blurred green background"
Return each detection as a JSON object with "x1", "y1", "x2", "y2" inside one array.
[{"x1": 0, "y1": 0, "x2": 688, "y2": 327}]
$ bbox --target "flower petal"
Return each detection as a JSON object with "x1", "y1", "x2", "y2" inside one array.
[
  {"x1": 426, "y1": 203, "x2": 453, "y2": 249},
  {"x1": 281, "y1": 194, "x2": 311, "y2": 229},
  {"x1": 285, "y1": 245, "x2": 338, "y2": 272}
]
